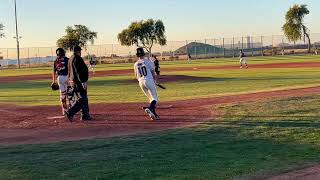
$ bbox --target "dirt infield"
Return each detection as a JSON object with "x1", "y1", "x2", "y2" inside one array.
[
  {"x1": 0, "y1": 86, "x2": 319, "y2": 145},
  {"x1": 1, "y1": 61, "x2": 320, "y2": 83},
  {"x1": 266, "y1": 165, "x2": 320, "y2": 180}
]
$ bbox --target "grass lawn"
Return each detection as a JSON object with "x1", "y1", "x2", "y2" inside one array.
[
  {"x1": 1, "y1": 95, "x2": 319, "y2": 179},
  {"x1": 0, "y1": 55, "x2": 319, "y2": 77},
  {"x1": 1, "y1": 66, "x2": 320, "y2": 106}
]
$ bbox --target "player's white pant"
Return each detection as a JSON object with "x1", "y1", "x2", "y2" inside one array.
[
  {"x1": 89, "y1": 64, "x2": 96, "y2": 72},
  {"x1": 240, "y1": 58, "x2": 247, "y2": 65},
  {"x1": 57, "y1": 75, "x2": 68, "y2": 101},
  {"x1": 139, "y1": 79, "x2": 159, "y2": 103}
]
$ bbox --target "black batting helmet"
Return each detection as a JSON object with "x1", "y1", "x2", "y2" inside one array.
[
  {"x1": 56, "y1": 48, "x2": 65, "y2": 56},
  {"x1": 136, "y1": 47, "x2": 146, "y2": 57},
  {"x1": 73, "y1": 45, "x2": 82, "y2": 52}
]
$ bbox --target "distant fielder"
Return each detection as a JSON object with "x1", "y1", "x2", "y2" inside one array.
[
  {"x1": 52, "y1": 48, "x2": 69, "y2": 115},
  {"x1": 89, "y1": 56, "x2": 96, "y2": 73},
  {"x1": 134, "y1": 48, "x2": 160, "y2": 121},
  {"x1": 239, "y1": 50, "x2": 248, "y2": 69},
  {"x1": 152, "y1": 55, "x2": 160, "y2": 77}
]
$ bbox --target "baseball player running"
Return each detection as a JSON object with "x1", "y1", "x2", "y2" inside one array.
[
  {"x1": 52, "y1": 48, "x2": 69, "y2": 115},
  {"x1": 134, "y1": 48, "x2": 160, "y2": 121},
  {"x1": 239, "y1": 50, "x2": 248, "y2": 69}
]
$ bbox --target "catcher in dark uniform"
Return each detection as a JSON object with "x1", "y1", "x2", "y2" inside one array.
[{"x1": 52, "y1": 48, "x2": 69, "y2": 115}]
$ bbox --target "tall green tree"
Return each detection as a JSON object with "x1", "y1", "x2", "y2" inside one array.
[
  {"x1": 57, "y1": 25, "x2": 97, "y2": 51},
  {"x1": 282, "y1": 4, "x2": 311, "y2": 52},
  {"x1": 118, "y1": 19, "x2": 167, "y2": 55},
  {"x1": 0, "y1": 23, "x2": 4, "y2": 38}
]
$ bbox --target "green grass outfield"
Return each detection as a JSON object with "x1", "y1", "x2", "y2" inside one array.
[
  {"x1": 1, "y1": 95, "x2": 320, "y2": 179},
  {"x1": 0, "y1": 55, "x2": 319, "y2": 77},
  {"x1": 1, "y1": 55, "x2": 320, "y2": 179},
  {"x1": 0, "y1": 55, "x2": 320, "y2": 106}
]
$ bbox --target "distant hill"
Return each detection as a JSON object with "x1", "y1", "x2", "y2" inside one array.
[{"x1": 175, "y1": 42, "x2": 223, "y2": 55}]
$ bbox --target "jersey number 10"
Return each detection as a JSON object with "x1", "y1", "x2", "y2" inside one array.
[{"x1": 138, "y1": 66, "x2": 148, "y2": 76}]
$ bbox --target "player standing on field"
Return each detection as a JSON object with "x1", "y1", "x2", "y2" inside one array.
[
  {"x1": 134, "y1": 48, "x2": 160, "y2": 121},
  {"x1": 89, "y1": 56, "x2": 96, "y2": 74},
  {"x1": 52, "y1": 48, "x2": 69, "y2": 115},
  {"x1": 152, "y1": 55, "x2": 160, "y2": 76},
  {"x1": 65, "y1": 46, "x2": 92, "y2": 122},
  {"x1": 239, "y1": 50, "x2": 248, "y2": 69}
]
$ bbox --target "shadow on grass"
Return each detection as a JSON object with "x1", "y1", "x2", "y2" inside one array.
[
  {"x1": 0, "y1": 74, "x2": 317, "y2": 90},
  {"x1": 203, "y1": 118, "x2": 320, "y2": 129},
  {"x1": 0, "y1": 122, "x2": 320, "y2": 179}
]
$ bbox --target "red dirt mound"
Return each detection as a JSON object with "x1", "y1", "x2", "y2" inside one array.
[{"x1": 0, "y1": 86, "x2": 319, "y2": 145}]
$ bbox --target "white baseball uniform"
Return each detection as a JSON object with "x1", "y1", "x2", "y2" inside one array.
[
  {"x1": 134, "y1": 58, "x2": 159, "y2": 102},
  {"x1": 54, "y1": 57, "x2": 69, "y2": 101},
  {"x1": 58, "y1": 75, "x2": 68, "y2": 93},
  {"x1": 239, "y1": 52, "x2": 247, "y2": 66},
  {"x1": 240, "y1": 58, "x2": 247, "y2": 64}
]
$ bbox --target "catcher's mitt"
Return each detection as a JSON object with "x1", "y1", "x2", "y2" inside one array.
[{"x1": 51, "y1": 82, "x2": 60, "y2": 91}]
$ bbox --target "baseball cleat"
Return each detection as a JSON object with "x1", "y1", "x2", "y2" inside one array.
[
  {"x1": 153, "y1": 110, "x2": 160, "y2": 120},
  {"x1": 64, "y1": 110, "x2": 73, "y2": 122},
  {"x1": 155, "y1": 114, "x2": 160, "y2": 120},
  {"x1": 81, "y1": 115, "x2": 93, "y2": 121},
  {"x1": 145, "y1": 108, "x2": 157, "y2": 121}
]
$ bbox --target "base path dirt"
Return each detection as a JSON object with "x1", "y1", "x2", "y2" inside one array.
[
  {"x1": 1, "y1": 61, "x2": 320, "y2": 83},
  {"x1": 266, "y1": 165, "x2": 320, "y2": 180},
  {"x1": 0, "y1": 86, "x2": 319, "y2": 145}
]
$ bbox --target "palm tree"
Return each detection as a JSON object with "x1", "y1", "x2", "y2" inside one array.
[{"x1": 282, "y1": 4, "x2": 311, "y2": 53}]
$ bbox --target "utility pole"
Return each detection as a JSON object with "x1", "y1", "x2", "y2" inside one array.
[{"x1": 14, "y1": 0, "x2": 21, "y2": 68}]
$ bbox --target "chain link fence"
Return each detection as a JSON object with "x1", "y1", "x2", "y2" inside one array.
[{"x1": 1, "y1": 33, "x2": 320, "y2": 68}]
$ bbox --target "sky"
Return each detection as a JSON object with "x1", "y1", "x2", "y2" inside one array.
[{"x1": 0, "y1": 0, "x2": 319, "y2": 48}]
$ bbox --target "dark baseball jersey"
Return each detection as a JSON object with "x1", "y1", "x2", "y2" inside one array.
[
  {"x1": 89, "y1": 57, "x2": 95, "y2": 65},
  {"x1": 54, "y1": 57, "x2": 69, "y2": 76},
  {"x1": 155, "y1": 60, "x2": 160, "y2": 71},
  {"x1": 240, "y1": 52, "x2": 245, "y2": 58}
]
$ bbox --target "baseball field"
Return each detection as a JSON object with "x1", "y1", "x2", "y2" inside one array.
[{"x1": 1, "y1": 55, "x2": 320, "y2": 179}]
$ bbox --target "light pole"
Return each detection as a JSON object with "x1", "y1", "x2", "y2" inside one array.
[{"x1": 14, "y1": 0, "x2": 21, "y2": 68}]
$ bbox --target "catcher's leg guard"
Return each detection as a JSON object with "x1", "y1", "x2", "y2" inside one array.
[
  {"x1": 60, "y1": 91, "x2": 68, "y2": 115},
  {"x1": 67, "y1": 86, "x2": 76, "y2": 107},
  {"x1": 68, "y1": 87, "x2": 90, "y2": 118},
  {"x1": 60, "y1": 91, "x2": 67, "y2": 106}
]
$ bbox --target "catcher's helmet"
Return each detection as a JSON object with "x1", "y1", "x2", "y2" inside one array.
[
  {"x1": 56, "y1": 48, "x2": 65, "y2": 56},
  {"x1": 136, "y1": 47, "x2": 146, "y2": 57}
]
